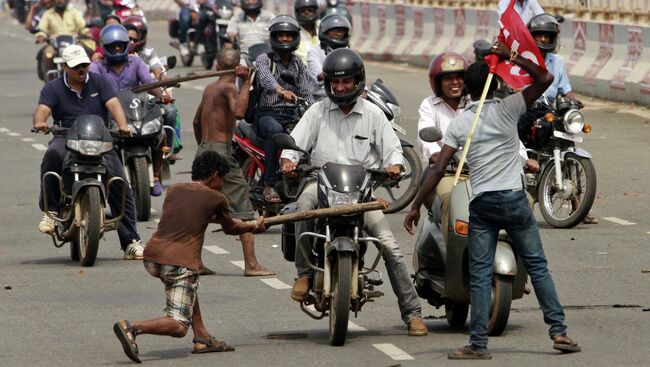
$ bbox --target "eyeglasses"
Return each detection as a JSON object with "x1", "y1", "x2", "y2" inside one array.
[
  {"x1": 71, "y1": 63, "x2": 90, "y2": 70},
  {"x1": 129, "y1": 38, "x2": 138, "y2": 42}
]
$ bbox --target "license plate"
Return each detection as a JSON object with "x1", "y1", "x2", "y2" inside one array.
[{"x1": 553, "y1": 130, "x2": 583, "y2": 143}]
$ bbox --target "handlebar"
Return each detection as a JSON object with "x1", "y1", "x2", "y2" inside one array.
[{"x1": 32, "y1": 126, "x2": 125, "y2": 138}]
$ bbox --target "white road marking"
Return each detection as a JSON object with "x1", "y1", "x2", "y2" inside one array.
[
  {"x1": 31, "y1": 144, "x2": 47, "y2": 151},
  {"x1": 230, "y1": 260, "x2": 245, "y2": 270},
  {"x1": 205, "y1": 245, "x2": 230, "y2": 255},
  {"x1": 373, "y1": 343, "x2": 414, "y2": 361},
  {"x1": 21, "y1": 138, "x2": 35, "y2": 142},
  {"x1": 261, "y1": 278, "x2": 291, "y2": 289},
  {"x1": 8, "y1": 132, "x2": 20, "y2": 137},
  {"x1": 0, "y1": 128, "x2": 9, "y2": 132},
  {"x1": 603, "y1": 217, "x2": 636, "y2": 226}
]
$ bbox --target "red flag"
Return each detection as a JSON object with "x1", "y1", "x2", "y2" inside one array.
[{"x1": 485, "y1": 0, "x2": 546, "y2": 89}]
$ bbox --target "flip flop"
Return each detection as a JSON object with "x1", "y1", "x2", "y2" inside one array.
[
  {"x1": 553, "y1": 335, "x2": 582, "y2": 353},
  {"x1": 191, "y1": 336, "x2": 235, "y2": 354},
  {"x1": 113, "y1": 320, "x2": 141, "y2": 363},
  {"x1": 262, "y1": 187, "x2": 282, "y2": 203},
  {"x1": 447, "y1": 345, "x2": 492, "y2": 360}
]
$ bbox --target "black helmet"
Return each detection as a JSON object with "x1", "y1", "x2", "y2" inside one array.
[
  {"x1": 294, "y1": 0, "x2": 320, "y2": 27},
  {"x1": 527, "y1": 13, "x2": 560, "y2": 54},
  {"x1": 321, "y1": 6, "x2": 352, "y2": 25},
  {"x1": 240, "y1": 0, "x2": 262, "y2": 12},
  {"x1": 322, "y1": 48, "x2": 365, "y2": 107},
  {"x1": 269, "y1": 15, "x2": 301, "y2": 54},
  {"x1": 318, "y1": 14, "x2": 351, "y2": 51}
]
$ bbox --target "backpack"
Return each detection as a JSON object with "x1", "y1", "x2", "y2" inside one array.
[{"x1": 244, "y1": 52, "x2": 276, "y2": 124}]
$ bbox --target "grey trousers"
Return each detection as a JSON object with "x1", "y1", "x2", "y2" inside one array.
[{"x1": 294, "y1": 182, "x2": 422, "y2": 323}]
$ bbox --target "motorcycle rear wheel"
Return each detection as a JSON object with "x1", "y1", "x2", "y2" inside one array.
[
  {"x1": 445, "y1": 303, "x2": 469, "y2": 329},
  {"x1": 376, "y1": 146, "x2": 422, "y2": 214},
  {"x1": 75, "y1": 187, "x2": 102, "y2": 267},
  {"x1": 487, "y1": 274, "x2": 512, "y2": 336},
  {"x1": 131, "y1": 156, "x2": 151, "y2": 222},
  {"x1": 537, "y1": 154, "x2": 597, "y2": 228},
  {"x1": 329, "y1": 253, "x2": 352, "y2": 346}
]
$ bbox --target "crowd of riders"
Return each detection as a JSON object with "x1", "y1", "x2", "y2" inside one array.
[{"x1": 22, "y1": 0, "x2": 594, "y2": 362}]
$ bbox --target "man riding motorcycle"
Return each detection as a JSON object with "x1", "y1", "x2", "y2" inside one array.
[
  {"x1": 226, "y1": 0, "x2": 274, "y2": 65},
  {"x1": 293, "y1": 0, "x2": 320, "y2": 65},
  {"x1": 307, "y1": 13, "x2": 351, "y2": 99},
  {"x1": 174, "y1": 0, "x2": 212, "y2": 56},
  {"x1": 90, "y1": 24, "x2": 175, "y2": 196}
]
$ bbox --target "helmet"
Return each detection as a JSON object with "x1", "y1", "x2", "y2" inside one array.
[
  {"x1": 322, "y1": 48, "x2": 365, "y2": 107},
  {"x1": 294, "y1": 0, "x2": 320, "y2": 27},
  {"x1": 428, "y1": 52, "x2": 467, "y2": 96},
  {"x1": 122, "y1": 16, "x2": 147, "y2": 52},
  {"x1": 240, "y1": 0, "x2": 262, "y2": 12},
  {"x1": 321, "y1": 6, "x2": 352, "y2": 25},
  {"x1": 527, "y1": 13, "x2": 560, "y2": 54},
  {"x1": 269, "y1": 15, "x2": 301, "y2": 54},
  {"x1": 318, "y1": 14, "x2": 351, "y2": 51},
  {"x1": 100, "y1": 24, "x2": 130, "y2": 64}
]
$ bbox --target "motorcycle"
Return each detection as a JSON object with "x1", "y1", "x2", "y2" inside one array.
[
  {"x1": 114, "y1": 90, "x2": 175, "y2": 221},
  {"x1": 40, "y1": 34, "x2": 95, "y2": 82},
  {"x1": 274, "y1": 133, "x2": 387, "y2": 346},
  {"x1": 13, "y1": 0, "x2": 38, "y2": 24},
  {"x1": 36, "y1": 116, "x2": 127, "y2": 267},
  {"x1": 168, "y1": 3, "x2": 200, "y2": 67},
  {"x1": 522, "y1": 96, "x2": 596, "y2": 228},
  {"x1": 112, "y1": 0, "x2": 147, "y2": 23},
  {"x1": 411, "y1": 126, "x2": 528, "y2": 335},
  {"x1": 200, "y1": 0, "x2": 234, "y2": 70}
]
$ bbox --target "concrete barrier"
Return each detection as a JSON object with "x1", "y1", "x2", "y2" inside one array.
[{"x1": 348, "y1": 1, "x2": 650, "y2": 106}]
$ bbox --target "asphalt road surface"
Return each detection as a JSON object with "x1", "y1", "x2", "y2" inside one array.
[{"x1": 1, "y1": 15, "x2": 648, "y2": 367}]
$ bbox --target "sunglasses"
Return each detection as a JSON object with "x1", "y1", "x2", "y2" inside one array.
[
  {"x1": 71, "y1": 63, "x2": 90, "y2": 70},
  {"x1": 129, "y1": 38, "x2": 138, "y2": 42}
]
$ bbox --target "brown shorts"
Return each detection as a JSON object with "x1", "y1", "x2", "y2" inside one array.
[{"x1": 196, "y1": 141, "x2": 255, "y2": 220}]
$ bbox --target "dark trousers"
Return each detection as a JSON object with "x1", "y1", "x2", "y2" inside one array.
[
  {"x1": 255, "y1": 109, "x2": 298, "y2": 185},
  {"x1": 39, "y1": 137, "x2": 141, "y2": 250}
]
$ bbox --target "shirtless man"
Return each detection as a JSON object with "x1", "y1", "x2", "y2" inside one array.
[{"x1": 192, "y1": 48, "x2": 274, "y2": 277}]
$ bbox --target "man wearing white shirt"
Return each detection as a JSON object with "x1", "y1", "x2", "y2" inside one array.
[
  {"x1": 226, "y1": 0, "x2": 274, "y2": 64},
  {"x1": 294, "y1": 0, "x2": 320, "y2": 66},
  {"x1": 281, "y1": 49, "x2": 427, "y2": 337},
  {"x1": 497, "y1": 0, "x2": 544, "y2": 25},
  {"x1": 307, "y1": 13, "x2": 351, "y2": 99}
]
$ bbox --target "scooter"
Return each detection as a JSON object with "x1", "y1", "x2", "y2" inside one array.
[
  {"x1": 275, "y1": 133, "x2": 386, "y2": 346},
  {"x1": 411, "y1": 127, "x2": 527, "y2": 336},
  {"x1": 36, "y1": 116, "x2": 127, "y2": 267}
]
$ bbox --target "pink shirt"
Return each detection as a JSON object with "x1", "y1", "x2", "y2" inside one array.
[{"x1": 417, "y1": 95, "x2": 469, "y2": 160}]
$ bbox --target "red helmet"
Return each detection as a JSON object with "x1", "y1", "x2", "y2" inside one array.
[
  {"x1": 428, "y1": 52, "x2": 467, "y2": 96},
  {"x1": 122, "y1": 16, "x2": 147, "y2": 53}
]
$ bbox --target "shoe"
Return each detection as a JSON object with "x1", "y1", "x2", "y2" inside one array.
[
  {"x1": 582, "y1": 212, "x2": 599, "y2": 224},
  {"x1": 150, "y1": 180, "x2": 163, "y2": 197},
  {"x1": 448, "y1": 344, "x2": 492, "y2": 360},
  {"x1": 407, "y1": 317, "x2": 428, "y2": 336},
  {"x1": 196, "y1": 43, "x2": 205, "y2": 55},
  {"x1": 552, "y1": 334, "x2": 582, "y2": 353},
  {"x1": 38, "y1": 212, "x2": 56, "y2": 234},
  {"x1": 124, "y1": 240, "x2": 144, "y2": 260},
  {"x1": 179, "y1": 43, "x2": 189, "y2": 57},
  {"x1": 290, "y1": 277, "x2": 310, "y2": 302}
]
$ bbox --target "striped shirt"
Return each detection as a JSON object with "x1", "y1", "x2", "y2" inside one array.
[
  {"x1": 255, "y1": 52, "x2": 315, "y2": 109},
  {"x1": 226, "y1": 9, "x2": 274, "y2": 54}
]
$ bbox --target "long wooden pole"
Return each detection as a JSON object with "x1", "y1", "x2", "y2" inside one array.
[
  {"x1": 131, "y1": 68, "x2": 245, "y2": 93},
  {"x1": 452, "y1": 72, "x2": 494, "y2": 186},
  {"x1": 212, "y1": 201, "x2": 388, "y2": 232}
]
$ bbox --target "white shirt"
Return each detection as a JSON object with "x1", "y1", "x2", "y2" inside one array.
[
  {"x1": 280, "y1": 98, "x2": 404, "y2": 170},
  {"x1": 417, "y1": 95, "x2": 469, "y2": 160},
  {"x1": 307, "y1": 44, "x2": 327, "y2": 98},
  {"x1": 226, "y1": 9, "x2": 274, "y2": 54},
  {"x1": 497, "y1": 0, "x2": 544, "y2": 25}
]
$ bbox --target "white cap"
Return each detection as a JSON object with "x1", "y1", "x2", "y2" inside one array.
[{"x1": 62, "y1": 45, "x2": 90, "y2": 67}]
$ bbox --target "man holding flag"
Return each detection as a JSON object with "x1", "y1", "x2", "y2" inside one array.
[{"x1": 404, "y1": 1, "x2": 581, "y2": 359}]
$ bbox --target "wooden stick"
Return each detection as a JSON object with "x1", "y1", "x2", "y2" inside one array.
[
  {"x1": 131, "y1": 68, "x2": 246, "y2": 93},
  {"x1": 452, "y1": 72, "x2": 494, "y2": 186},
  {"x1": 212, "y1": 201, "x2": 388, "y2": 232}
]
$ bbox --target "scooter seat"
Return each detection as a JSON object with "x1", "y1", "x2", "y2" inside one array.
[{"x1": 237, "y1": 120, "x2": 267, "y2": 149}]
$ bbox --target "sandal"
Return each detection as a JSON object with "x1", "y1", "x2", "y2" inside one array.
[
  {"x1": 553, "y1": 335, "x2": 582, "y2": 353},
  {"x1": 582, "y1": 213, "x2": 599, "y2": 224},
  {"x1": 113, "y1": 320, "x2": 141, "y2": 363},
  {"x1": 447, "y1": 345, "x2": 492, "y2": 360},
  {"x1": 191, "y1": 335, "x2": 235, "y2": 354},
  {"x1": 262, "y1": 187, "x2": 282, "y2": 203}
]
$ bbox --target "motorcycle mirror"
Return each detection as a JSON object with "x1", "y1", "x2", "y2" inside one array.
[
  {"x1": 419, "y1": 126, "x2": 443, "y2": 143},
  {"x1": 273, "y1": 133, "x2": 307, "y2": 154},
  {"x1": 279, "y1": 70, "x2": 297, "y2": 86},
  {"x1": 554, "y1": 14, "x2": 565, "y2": 23},
  {"x1": 166, "y1": 55, "x2": 177, "y2": 70}
]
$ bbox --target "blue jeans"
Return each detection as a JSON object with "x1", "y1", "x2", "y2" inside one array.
[
  {"x1": 178, "y1": 7, "x2": 192, "y2": 43},
  {"x1": 255, "y1": 109, "x2": 298, "y2": 185},
  {"x1": 468, "y1": 189, "x2": 567, "y2": 349}
]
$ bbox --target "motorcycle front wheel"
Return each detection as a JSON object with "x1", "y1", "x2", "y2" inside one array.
[
  {"x1": 487, "y1": 274, "x2": 513, "y2": 336},
  {"x1": 445, "y1": 303, "x2": 469, "y2": 329},
  {"x1": 537, "y1": 154, "x2": 597, "y2": 228},
  {"x1": 375, "y1": 146, "x2": 422, "y2": 214},
  {"x1": 74, "y1": 187, "x2": 102, "y2": 267},
  {"x1": 329, "y1": 252, "x2": 352, "y2": 346},
  {"x1": 131, "y1": 156, "x2": 151, "y2": 222}
]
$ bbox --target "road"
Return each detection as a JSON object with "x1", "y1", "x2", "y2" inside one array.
[{"x1": 0, "y1": 15, "x2": 648, "y2": 367}]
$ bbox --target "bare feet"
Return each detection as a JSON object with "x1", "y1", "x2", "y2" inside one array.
[{"x1": 244, "y1": 264, "x2": 275, "y2": 277}]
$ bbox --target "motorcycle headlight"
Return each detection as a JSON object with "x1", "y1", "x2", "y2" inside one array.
[
  {"x1": 388, "y1": 103, "x2": 401, "y2": 125},
  {"x1": 67, "y1": 139, "x2": 113, "y2": 156},
  {"x1": 327, "y1": 190, "x2": 360, "y2": 207},
  {"x1": 563, "y1": 109, "x2": 584, "y2": 134},
  {"x1": 218, "y1": 7, "x2": 233, "y2": 20},
  {"x1": 130, "y1": 120, "x2": 142, "y2": 129},
  {"x1": 141, "y1": 118, "x2": 162, "y2": 135}
]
